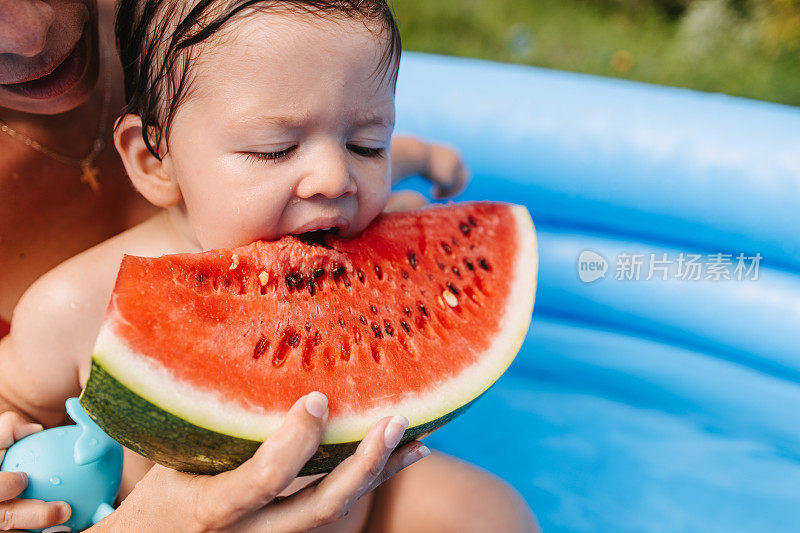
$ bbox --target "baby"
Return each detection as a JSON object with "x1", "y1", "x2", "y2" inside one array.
[{"x1": 0, "y1": 0, "x2": 535, "y2": 531}]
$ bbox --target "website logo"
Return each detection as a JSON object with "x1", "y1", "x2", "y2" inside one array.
[{"x1": 577, "y1": 250, "x2": 608, "y2": 283}]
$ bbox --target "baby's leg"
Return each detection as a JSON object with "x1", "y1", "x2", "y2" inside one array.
[{"x1": 364, "y1": 451, "x2": 538, "y2": 533}]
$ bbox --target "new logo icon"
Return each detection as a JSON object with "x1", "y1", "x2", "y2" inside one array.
[{"x1": 577, "y1": 250, "x2": 608, "y2": 283}]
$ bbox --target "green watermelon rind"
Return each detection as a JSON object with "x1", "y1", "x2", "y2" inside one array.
[{"x1": 80, "y1": 359, "x2": 480, "y2": 475}]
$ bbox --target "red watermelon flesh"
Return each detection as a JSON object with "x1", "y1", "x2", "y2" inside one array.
[{"x1": 81, "y1": 202, "x2": 537, "y2": 474}]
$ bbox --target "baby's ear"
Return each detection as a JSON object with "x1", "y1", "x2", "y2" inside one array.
[{"x1": 113, "y1": 114, "x2": 181, "y2": 207}]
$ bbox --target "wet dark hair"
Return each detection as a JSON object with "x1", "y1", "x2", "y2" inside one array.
[{"x1": 115, "y1": 0, "x2": 401, "y2": 159}]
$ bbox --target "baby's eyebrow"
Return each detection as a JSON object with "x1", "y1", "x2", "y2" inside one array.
[
  {"x1": 229, "y1": 110, "x2": 393, "y2": 130},
  {"x1": 349, "y1": 111, "x2": 393, "y2": 129},
  {"x1": 231, "y1": 112, "x2": 312, "y2": 129}
]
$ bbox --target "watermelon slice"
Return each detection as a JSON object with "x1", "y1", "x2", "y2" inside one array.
[{"x1": 80, "y1": 202, "x2": 537, "y2": 475}]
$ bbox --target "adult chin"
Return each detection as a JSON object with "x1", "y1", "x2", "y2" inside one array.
[{"x1": 0, "y1": 19, "x2": 100, "y2": 116}]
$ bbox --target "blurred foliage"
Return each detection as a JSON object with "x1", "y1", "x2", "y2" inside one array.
[{"x1": 392, "y1": 0, "x2": 800, "y2": 106}]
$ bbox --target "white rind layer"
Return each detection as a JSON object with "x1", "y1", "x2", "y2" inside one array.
[{"x1": 92, "y1": 205, "x2": 538, "y2": 444}]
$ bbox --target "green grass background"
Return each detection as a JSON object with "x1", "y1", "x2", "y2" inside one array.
[{"x1": 393, "y1": 0, "x2": 800, "y2": 107}]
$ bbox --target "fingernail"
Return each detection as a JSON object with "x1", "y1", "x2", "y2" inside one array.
[
  {"x1": 403, "y1": 444, "x2": 430, "y2": 468},
  {"x1": 17, "y1": 471, "x2": 27, "y2": 485},
  {"x1": 25, "y1": 423, "x2": 44, "y2": 433},
  {"x1": 384, "y1": 415, "x2": 409, "y2": 449},
  {"x1": 305, "y1": 391, "x2": 328, "y2": 419},
  {"x1": 58, "y1": 502, "x2": 72, "y2": 522}
]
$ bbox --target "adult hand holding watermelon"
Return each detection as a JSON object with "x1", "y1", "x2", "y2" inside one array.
[{"x1": 92, "y1": 392, "x2": 428, "y2": 532}]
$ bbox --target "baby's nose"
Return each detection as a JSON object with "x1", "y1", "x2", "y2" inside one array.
[
  {"x1": 0, "y1": 0, "x2": 56, "y2": 57},
  {"x1": 295, "y1": 149, "x2": 356, "y2": 199}
]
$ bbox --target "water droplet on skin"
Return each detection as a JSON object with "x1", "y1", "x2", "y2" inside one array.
[{"x1": 50, "y1": 476, "x2": 62, "y2": 486}]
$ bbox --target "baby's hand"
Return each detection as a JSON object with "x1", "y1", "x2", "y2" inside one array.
[
  {"x1": 0, "y1": 412, "x2": 71, "y2": 531},
  {"x1": 390, "y1": 136, "x2": 470, "y2": 199},
  {"x1": 423, "y1": 142, "x2": 470, "y2": 200}
]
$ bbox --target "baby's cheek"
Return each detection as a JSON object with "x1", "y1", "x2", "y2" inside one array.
[
  {"x1": 191, "y1": 207, "x2": 255, "y2": 250},
  {"x1": 354, "y1": 194, "x2": 390, "y2": 236},
  {"x1": 188, "y1": 186, "x2": 280, "y2": 249}
]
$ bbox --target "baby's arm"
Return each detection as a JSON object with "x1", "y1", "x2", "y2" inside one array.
[
  {"x1": 390, "y1": 135, "x2": 470, "y2": 199},
  {"x1": 0, "y1": 255, "x2": 115, "y2": 531},
  {"x1": 0, "y1": 214, "x2": 182, "y2": 424},
  {"x1": 0, "y1": 259, "x2": 109, "y2": 425}
]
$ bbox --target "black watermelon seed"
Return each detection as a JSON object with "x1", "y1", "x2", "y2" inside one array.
[
  {"x1": 253, "y1": 336, "x2": 270, "y2": 359},
  {"x1": 452, "y1": 266, "x2": 461, "y2": 277},
  {"x1": 308, "y1": 277, "x2": 315, "y2": 295},
  {"x1": 288, "y1": 334, "x2": 300, "y2": 347},
  {"x1": 408, "y1": 253, "x2": 418, "y2": 269},
  {"x1": 400, "y1": 321, "x2": 411, "y2": 332},
  {"x1": 285, "y1": 276, "x2": 295, "y2": 290},
  {"x1": 479, "y1": 258, "x2": 490, "y2": 271},
  {"x1": 196, "y1": 272, "x2": 206, "y2": 284},
  {"x1": 332, "y1": 265, "x2": 345, "y2": 276},
  {"x1": 371, "y1": 324, "x2": 383, "y2": 338},
  {"x1": 403, "y1": 306, "x2": 412, "y2": 316},
  {"x1": 291, "y1": 272, "x2": 303, "y2": 282},
  {"x1": 374, "y1": 265, "x2": 383, "y2": 280},
  {"x1": 419, "y1": 304, "x2": 429, "y2": 317},
  {"x1": 357, "y1": 270, "x2": 365, "y2": 283},
  {"x1": 438, "y1": 262, "x2": 446, "y2": 271},
  {"x1": 464, "y1": 259, "x2": 475, "y2": 271},
  {"x1": 385, "y1": 322, "x2": 394, "y2": 336},
  {"x1": 447, "y1": 282, "x2": 460, "y2": 295},
  {"x1": 338, "y1": 317, "x2": 346, "y2": 328},
  {"x1": 370, "y1": 305, "x2": 378, "y2": 314},
  {"x1": 441, "y1": 242, "x2": 452, "y2": 254},
  {"x1": 402, "y1": 270, "x2": 409, "y2": 279},
  {"x1": 459, "y1": 223, "x2": 471, "y2": 236},
  {"x1": 360, "y1": 315, "x2": 368, "y2": 325},
  {"x1": 304, "y1": 322, "x2": 312, "y2": 332},
  {"x1": 468, "y1": 215, "x2": 478, "y2": 227},
  {"x1": 313, "y1": 268, "x2": 324, "y2": 278}
]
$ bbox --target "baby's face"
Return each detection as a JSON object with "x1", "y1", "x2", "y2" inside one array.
[{"x1": 161, "y1": 11, "x2": 395, "y2": 250}]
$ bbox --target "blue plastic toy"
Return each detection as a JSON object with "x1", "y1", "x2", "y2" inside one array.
[{"x1": 0, "y1": 398, "x2": 123, "y2": 532}]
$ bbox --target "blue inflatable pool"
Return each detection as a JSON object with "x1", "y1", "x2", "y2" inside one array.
[{"x1": 394, "y1": 52, "x2": 800, "y2": 532}]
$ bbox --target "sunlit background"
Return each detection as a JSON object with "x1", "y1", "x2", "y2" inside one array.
[{"x1": 394, "y1": 0, "x2": 800, "y2": 106}]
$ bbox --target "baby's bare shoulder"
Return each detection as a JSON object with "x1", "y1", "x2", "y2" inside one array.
[
  {"x1": 0, "y1": 215, "x2": 180, "y2": 423},
  {"x1": 16, "y1": 214, "x2": 176, "y2": 338}
]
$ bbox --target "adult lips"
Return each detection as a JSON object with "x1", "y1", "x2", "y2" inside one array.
[{"x1": 1, "y1": 32, "x2": 88, "y2": 99}]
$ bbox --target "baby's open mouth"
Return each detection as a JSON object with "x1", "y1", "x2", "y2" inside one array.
[{"x1": 293, "y1": 226, "x2": 341, "y2": 246}]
